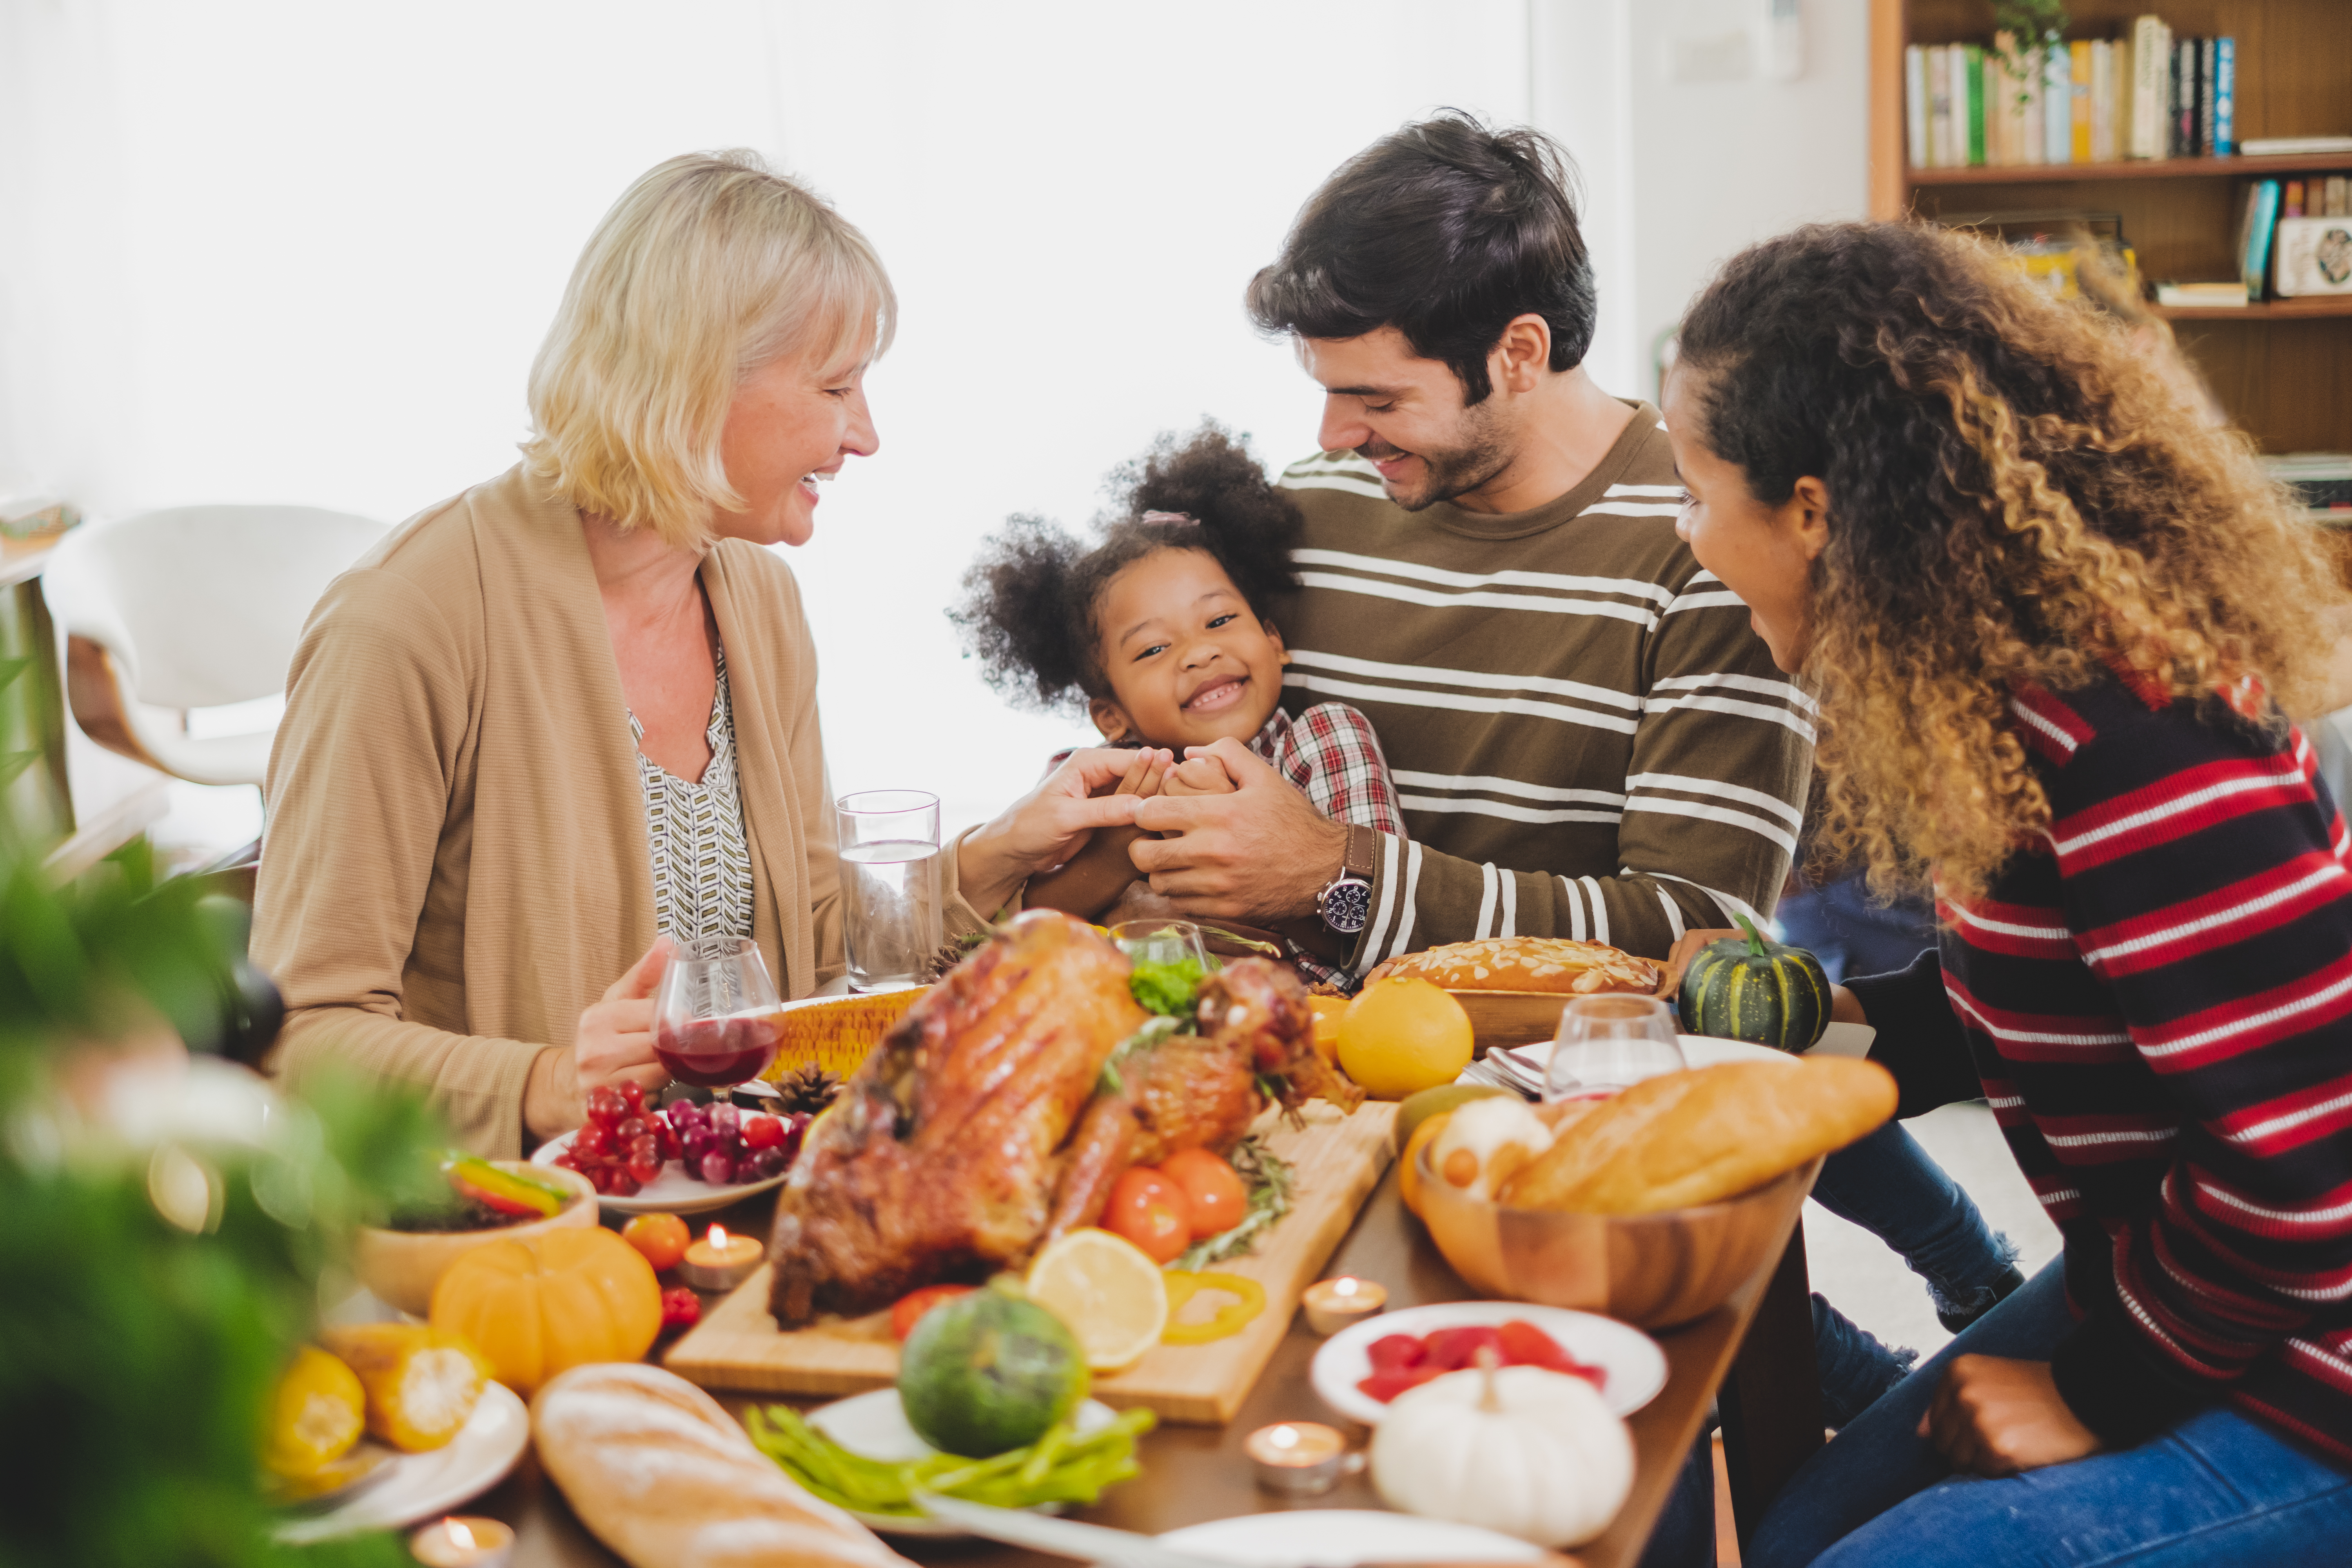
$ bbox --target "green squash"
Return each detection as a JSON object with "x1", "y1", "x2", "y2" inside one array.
[
  {"x1": 1676, "y1": 914, "x2": 1830, "y2": 1053},
  {"x1": 897, "y1": 1276, "x2": 1087, "y2": 1457}
]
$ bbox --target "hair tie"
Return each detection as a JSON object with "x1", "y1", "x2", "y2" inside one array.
[{"x1": 1140, "y1": 510, "x2": 1199, "y2": 527}]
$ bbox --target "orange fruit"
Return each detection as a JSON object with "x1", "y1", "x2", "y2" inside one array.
[
  {"x1": 1398, "y1": 1109, "x2": 1455, "y2": 1220},
  {"x1": 1305, "y1": 995, "x2": 1347, "y2": 1062},
  {"x1": 1336, "y1": 976, "x2": 1475, "y2": 1100},
  {"x1": 621, "y1": 1212, "x2": 690, "y2": 1272}
]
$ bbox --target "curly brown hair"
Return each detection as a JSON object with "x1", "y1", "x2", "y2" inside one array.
[
  {"x1": 949, "y1": 422, "x2": 1302, "y2": 715},
  {"x1": 1676, "y1": 220, "x2": 2349, "y2": 905}
]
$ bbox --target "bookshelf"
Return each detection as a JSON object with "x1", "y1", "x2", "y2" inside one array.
[{"x1": 1867, "y1": 0, "x2": 2352, "y2": 453}]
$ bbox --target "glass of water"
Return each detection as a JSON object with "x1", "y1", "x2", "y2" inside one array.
[
  {"x1": 836, "y1": 789, "x2": 942, "y2": 992},
  {"x1": 1543, "y1": 994, "x2": 1687, "y2": 1103}
]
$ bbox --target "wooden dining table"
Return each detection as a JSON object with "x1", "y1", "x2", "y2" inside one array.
[{"x1": 478, "y1": 1160, "x2": 1824, "y2": 1568}]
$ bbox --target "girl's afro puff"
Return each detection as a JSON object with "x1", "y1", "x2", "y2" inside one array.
[{"x1": 951, "y1": 422, "x2": 1302, "y2": 715}]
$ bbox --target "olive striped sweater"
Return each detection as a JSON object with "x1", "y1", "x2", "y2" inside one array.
[{"x1": 1272, "y1": 403, "x2": 1815, "y2": 969}]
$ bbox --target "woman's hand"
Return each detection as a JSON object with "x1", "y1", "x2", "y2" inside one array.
[
  {"x1": 524, "y1": 938, "x2": 672, "y2": 1139},
  {"x1": 958, "y1": 748, "x2": 1169, "y2": 918},
  {"x1": 1919, "y1": 1355, "x2": 2102, "y2": 1476}
]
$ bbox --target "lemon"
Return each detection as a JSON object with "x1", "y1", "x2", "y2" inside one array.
[
  {"x1": 1337, "y1": 976, "x2": 1475, "y2": 1100},
  {"x1": 1025, "y1": 1227, "x2": 1170, "y2": 1373}
]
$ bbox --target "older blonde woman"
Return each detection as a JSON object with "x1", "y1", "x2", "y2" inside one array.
[{"x1": 257, "y1": 151, "x2": 1140, "y2": 1154}]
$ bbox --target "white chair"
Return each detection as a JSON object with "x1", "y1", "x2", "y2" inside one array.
[{"x1": 44, "y1": 505, "x2": 388, "y2": 789}]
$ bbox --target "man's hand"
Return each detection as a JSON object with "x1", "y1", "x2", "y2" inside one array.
[
  {"x1": 526, "y1": 937, "x2": 672, "y2": 1139},
  {"x1": 1919, "y1": 1356, "x2": 2102, "y2": 1477},
  {"x1": 1129, "y1": 738, "x2": 1350, "y2": 924},
  {"x1": 1157, "y1": 753, "x2": 1238, "y2": 798},
  {"x1": 958, "y1": 747, "x2": 1169, "y2": 918}
]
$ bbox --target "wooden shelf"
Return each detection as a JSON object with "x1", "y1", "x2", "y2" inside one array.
[
  {"x1": 1909, "y1": 152, "x2": 2352, "y2": 186},
  {"x1": 2151, "y1": 296, "x2": 2352, "y2": 321}
]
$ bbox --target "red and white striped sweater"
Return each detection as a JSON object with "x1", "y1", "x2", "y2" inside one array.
[{"x1": 1850, "y1": 672, "x2": 2352, "y2": 1464}]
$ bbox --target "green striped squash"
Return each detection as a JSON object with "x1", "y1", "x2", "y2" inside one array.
[{"x1": 1676, "y1": 914, "x2": 1830, "y2": 1053}]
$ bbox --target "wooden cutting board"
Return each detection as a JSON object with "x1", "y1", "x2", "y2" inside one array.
[{"x1": 664, "y1": 1098, "x2": 1399, "y2": 1425}]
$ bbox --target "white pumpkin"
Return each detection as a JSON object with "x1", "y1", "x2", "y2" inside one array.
[
  {"x1": 1368, "y1": 1362, "x2": 1634, "y2": 1548},
  {"x1": 1427, "y1": 1096, "x2": 1555, "y2": 1201}
]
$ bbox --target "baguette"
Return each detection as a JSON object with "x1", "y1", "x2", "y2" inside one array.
[
  {"x1": 530, "y1": 1363, "x2": 912, "y2": 1568},
  {"x1": 1367, "y1": 937, "x2": 1659, "y2": 996},
  {"x1": 1501, "y1": 1058, "x2": 1895, "y2": 1214}
]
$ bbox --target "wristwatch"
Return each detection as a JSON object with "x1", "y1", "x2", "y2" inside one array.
[{"x1": 1317, "y1": 824, "x2": 1379, "y2": 935}]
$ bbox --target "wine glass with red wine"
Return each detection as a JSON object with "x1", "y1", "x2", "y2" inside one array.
[{"x1": 652, "y1": 936, "x2": 784, "y2": 1091}]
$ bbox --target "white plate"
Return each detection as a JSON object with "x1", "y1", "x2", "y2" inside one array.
[
  {"x1": 806, "y1": 1388, "x2": 1121, "y2": 1537},
  {"x1": 1312, "y1": 1301, "x2": 1666, "y2": 1427},
  {"x1": 273, "y1": 1381, "x2": 529, "y2": 1543},
  {"x1": 531, "y1": 1127, "x2": 790, "y2": 1216},
  {"x1": 1157, "y1": 1510, "x2": 1550, "y2": 1565}
]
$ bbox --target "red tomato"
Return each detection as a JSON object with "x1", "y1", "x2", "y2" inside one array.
[
  {"x1": 621, "y1": 1211, "x2": 689, "y2": 1271},
  {"x1": 1104, "y1": 1167, "x2": 1194, "y2": 1263},
  {"x1": 889, "y1": 1284, "x2": 976, "y2": 1341},
  {"x1": 1159, "y1": 1148, "x2": 1249, "y2": 1240}
]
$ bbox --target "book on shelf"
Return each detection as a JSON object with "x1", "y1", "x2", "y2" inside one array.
[
  {"x1": 2286, "y1": 181, "x2": 2306, "y2": 220},
  {"x1": 1905, "y1": 46, "x2": 1929, "y2": 169},
  {"x1": 2211, "y1": 36, "x2": 2235, "y2": 157},
  {"x1": 2152, "y1": 281, "x2": 2249, "y2": 307},
  {"x1": 2069, "y1": 41, "x2": 2092, "y2": 164},
  {"x1": 1964, "y1": 43, "x2": 1987, "y2": 168},
  {"x1": 1928, "y1": 44, "x2": 1953, "y2": 167},
  {"x1": 2198, "y1": 39, "x2": 2218, "y2": 160},
  {"x1": 2043, "y1": 40, "x2": 2071, "y2": 164},
  {"x1": 2243, "y1": 136, "x2": 2352, "y2": 158},
  {"x1": 2327, "y1": 178, "x2": 2348, "y2": 220},
  {"x1": 2240, "y1": 180, "x2": 2283, "y2": 299},
  {"x1": 2173, "y1": 36, "x2": 2199, "y2": 157},
  {"x1": 2129, "y1": 16, "x2": 2169, "y2": 161}
]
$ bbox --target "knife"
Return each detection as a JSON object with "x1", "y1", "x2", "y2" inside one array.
[{"x1": 910, "y1": 1494, "x2": 1236, "y2": 1568}]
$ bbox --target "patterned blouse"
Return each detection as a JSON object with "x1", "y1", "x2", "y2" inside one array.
[{"x1": 631, "y1": 648, "x2": 754, "y2": 946}]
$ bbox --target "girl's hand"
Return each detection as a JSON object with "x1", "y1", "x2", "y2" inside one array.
[
  {"x1": 525, "y1": 938, "x2": 672, "y2": 1139},
  {"x1": 959, "y1": 748, "x2": 1169, "y2": 917},
  {"x1": 1108, "y1": 747, "x2": 1172, "y2": 801},
  {"x1": 1919, "y1": 1355, "x2": 2102, "y2": 1476},
  {"x1": 1158, "y1": 754, "x2": 1238, "y2": 798}
]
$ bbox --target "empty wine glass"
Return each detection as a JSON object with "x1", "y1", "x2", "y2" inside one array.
[
  {"x1": 1543, "y1": 994, "x2": 1687, "y2": 1103},
  {"x1": 652, "y1": 936, "x2": 784, "y2": 1091},
  {"x1": 1108, "y1": 919, "x2": 1211, "y2": 974}
]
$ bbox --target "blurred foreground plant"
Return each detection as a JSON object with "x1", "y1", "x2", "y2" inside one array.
[{"x1": 0, "y1": 843, "x2": 441, "y2": 1568}]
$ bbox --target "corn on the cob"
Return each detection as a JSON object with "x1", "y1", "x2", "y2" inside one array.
[{"x1": 760, "y1": 988, "x2": 927, "y2": 1080}]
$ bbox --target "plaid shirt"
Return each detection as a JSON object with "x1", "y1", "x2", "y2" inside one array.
[{"x1": 1046, "y1": 701, "x2": 1402, "y2": 989}]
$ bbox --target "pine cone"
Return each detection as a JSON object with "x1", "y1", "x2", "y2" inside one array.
[{"x1": 776, "y1": 1065, "x2": 842, "y2": 1116}]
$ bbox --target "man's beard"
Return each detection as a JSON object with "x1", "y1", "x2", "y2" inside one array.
[{"x1": 1363, "y1": 400, "x2": 1512, "y2": 512}]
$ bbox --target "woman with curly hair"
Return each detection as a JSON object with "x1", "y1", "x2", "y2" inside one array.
[
  {"x1": 1664, "y1": 220, "x2": 2352, "y2": 1565},
  {"x1": 953, "y1": 423, "x2": 1403, "y2": 980}
]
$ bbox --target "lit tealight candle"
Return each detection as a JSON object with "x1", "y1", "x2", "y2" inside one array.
[
  {"x1": 1300, "y1": 1275, "x2": 1387, "y2": 1336},
  {"x1": 1243, "y1": 1420, "x2": 1359, "y2": 1496},
  {"x1": 410, "y1": 1515, "x2": 514, "y2": 1568},
  {"x1": 678, "y1": 1223, "x2": 764, "y2": 1292}
]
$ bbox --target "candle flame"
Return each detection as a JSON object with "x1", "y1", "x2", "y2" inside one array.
[
  {"x1": 1334, "y1": 1277, "x2": 1358, "y2": 1297},
  {"x1": 709, "y1": 1224, "x2": 728, "y2": 1248},
  {"x1": 448, "y1": 1519, "x2": 476, "y2": 1550},
  {"x1": 1269, "y1": 1424, "x2": 1298, "y2": 1449}
]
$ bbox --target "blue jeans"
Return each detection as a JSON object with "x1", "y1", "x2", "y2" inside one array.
[
  {"x1": 1812, "y1": 1120, "x2": 2019, "y2": 1324},
  {"x1": 1749, "y1": 1261, "x2": 2352, "y2": 1567}
]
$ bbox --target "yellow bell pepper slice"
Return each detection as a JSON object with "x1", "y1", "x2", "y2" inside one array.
[{"x1": 1160, "y1": 1271, "x2": 1266, "y2": 1344}]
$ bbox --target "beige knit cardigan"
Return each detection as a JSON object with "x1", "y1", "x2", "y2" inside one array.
[{"x1": 255, "y1": 466, "x2": 935, "y2": 1156}]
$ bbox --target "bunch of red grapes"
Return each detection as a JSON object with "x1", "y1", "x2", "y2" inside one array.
[
  {"x1": 554, "y1": 1082, "x2": 809, "y2": 1196},
  {"x1": 666, "y1": 1098, "x2": 804, "y2": 1186}
]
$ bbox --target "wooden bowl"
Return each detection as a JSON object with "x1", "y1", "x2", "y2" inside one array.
[
  {"x1": 354, "y1": 1161, "x2": 598, "y2": 1317},
  {"x1": 1455, "y1": 928, "x2": 1738, "y2": 1053},
  {"x1": 1414, "y1": 1142, "x2": 1822, "y2": 1329}
]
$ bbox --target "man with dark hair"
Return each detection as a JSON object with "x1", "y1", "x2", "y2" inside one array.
[{"x1": 1131, "y1": 111, "x2": 1813, "y2": 972}]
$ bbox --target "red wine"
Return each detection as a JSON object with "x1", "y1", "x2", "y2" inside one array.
[{"x1": 654, "y1": 1013, "x2": 782, "y2": 1088}]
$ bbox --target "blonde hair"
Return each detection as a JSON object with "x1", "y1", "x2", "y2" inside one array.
[{"x1": 522, "y1": 149, "x2": 895, "y2": 548}]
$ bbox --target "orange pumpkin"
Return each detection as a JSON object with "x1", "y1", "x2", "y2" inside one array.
[{"x1": 428, "y1": 1225, "x2": 661, "y2": 1394}]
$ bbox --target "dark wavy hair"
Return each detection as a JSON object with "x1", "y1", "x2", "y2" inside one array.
[
  {"x1": 1675, "y1": 220, "x2": 2347, "y2": 903},
  {"x1": 951, "y1": 423, "x2": 1302, "y2": 716},
  {"x1": 1245, "y1": 109, "x2": 1595, "y2": 405}
]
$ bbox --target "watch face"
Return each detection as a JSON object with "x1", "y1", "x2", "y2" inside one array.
[{"x1": 1321, "y1": 877, "x2": 1372, "y2": 935}]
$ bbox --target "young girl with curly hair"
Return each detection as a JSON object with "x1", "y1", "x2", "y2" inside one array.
[
  {"x1": 1664, "y1": 220, "x2": 2352, "y2": 1565},
  {"x1": 953, "y1": 424, "x2": 1402, "y2": 979}
]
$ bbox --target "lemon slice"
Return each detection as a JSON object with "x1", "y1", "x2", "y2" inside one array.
[{"x1": 1025, "y1": 1227, "x2": 1170, "y2": 1373}]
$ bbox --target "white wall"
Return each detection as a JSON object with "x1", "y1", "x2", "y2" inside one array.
[{"x1": 1, "y1": 1, "x2": 1868, "y2": 849}]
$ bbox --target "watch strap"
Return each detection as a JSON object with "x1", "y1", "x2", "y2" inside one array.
[{"x1": 1343, "y1": 823, "x2": 1379, "y2": 884}]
